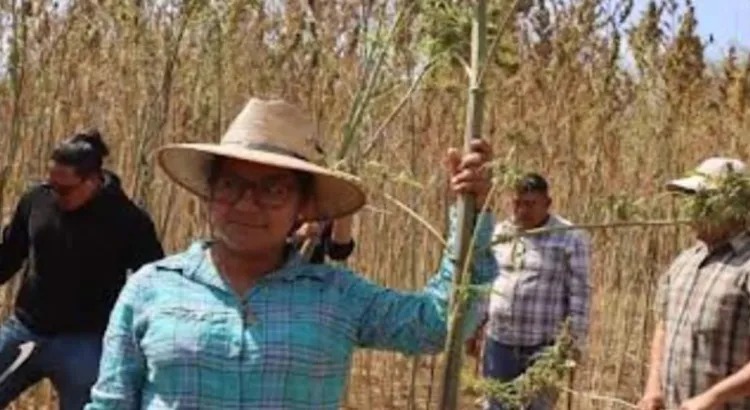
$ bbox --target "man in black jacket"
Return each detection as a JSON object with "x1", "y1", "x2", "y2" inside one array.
[{"x1": 0, "y1": 130, "x2": 164, "y2": 409}]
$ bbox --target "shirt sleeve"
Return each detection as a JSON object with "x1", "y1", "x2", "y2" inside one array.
[
  {"x1": 654, "y1": 248, "x2": 694, "y2": 324},
  {"x1": 351, "y1": 205, "x2": 498, "y2": 354},
  {"x1": 654, "y1": 266, "x2": 671, "y2": 323},
  {"x1": 321, "y1": 221, "x2": 355, "y2": 261},
  {"x1": 0, "y1": 190, "x2": 32, "y2": 284},
  {"x1": 85, "y1": 269, "x2": 150, "y2": 410},
  {"x1": 566, "y1": 231, "x2": 591, "y2": 350}
]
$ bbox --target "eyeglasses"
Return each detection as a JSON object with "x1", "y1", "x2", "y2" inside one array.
[{"x1": 210, "y1": 172, "x2": 300, "y2": 208}]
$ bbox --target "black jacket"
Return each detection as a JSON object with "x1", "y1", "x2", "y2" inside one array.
[{"x1": 0, "y1": 171, "x2": 164, "y2": 335}]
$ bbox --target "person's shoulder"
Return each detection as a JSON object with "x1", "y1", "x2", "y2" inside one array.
[
  {"x1": 99, "y1": 171, "x2": 149, "y2": 217},
  {"x1": 20, "y1": 180, "x2": 52, "y2": 201},
  {"x1": 662, "y1": 242, "x2": 703, "y2": 276},
  {"x1": 675, "y1": 240, "x2": 704, "y2": 259},
  {"x1": 551, "y1": 214, "x2": 578, "y2": 230},
  {"x1": 128, "y1": 202, "x2": 157, "y2": 226},
  {"x1": 122, "y1": 247, "x2": 197, "y2": 299},
  {"x1": 729, "y1": 232, "x2": 750, "y2": 273},
  {"x1": 9, "y1": 181, "x2": 53, "y2": 215},
  {"x1": 132, "y1": 243, "x2": 196, "y2": 276},
  {"x1": 551, "y1": 214, "x2": 589, "y2": 242},
  {"x1": 114, "y1": 190, "x2": 157, "y2": 228}
]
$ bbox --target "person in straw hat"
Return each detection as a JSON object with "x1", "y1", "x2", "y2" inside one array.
[{"x1": 84, "y1": 97, "x2": 499, "y2": 409}]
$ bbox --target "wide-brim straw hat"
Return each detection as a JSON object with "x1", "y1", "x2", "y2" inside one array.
[{"x1": 155, "y1": 98, "x2": 366, "y2": 221}]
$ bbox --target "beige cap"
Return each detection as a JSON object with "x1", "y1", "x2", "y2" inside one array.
[{"x1": 667, "y1": 157, "x2": 748, "y2": 193}]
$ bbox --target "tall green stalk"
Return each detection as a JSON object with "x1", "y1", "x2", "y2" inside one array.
[{"x1": 437, "y1": 1, "x2": 488, "y2": 409}]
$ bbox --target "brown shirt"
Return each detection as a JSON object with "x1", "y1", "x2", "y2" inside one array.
[{"x1": 656, "y1": 231, "x2": 750, "y2": 409}]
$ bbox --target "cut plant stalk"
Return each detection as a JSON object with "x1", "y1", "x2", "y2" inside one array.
[{"x1": 437, "y1": 1, "x2": 488, "y2": 409}]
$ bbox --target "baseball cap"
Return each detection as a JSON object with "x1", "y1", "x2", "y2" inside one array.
[{"x1": 666, "y1": 157, "x2": 748, "y2": 193}]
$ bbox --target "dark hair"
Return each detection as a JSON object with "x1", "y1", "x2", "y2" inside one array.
[
  {"x1": 514, "y1": 172, "x2": 549, "y2": 194},
  {"x1": 51, "y1": 128, "x2": 110, "y2": 177},
  {"x1": 207, "y1": 157, "x2": 315, "y2": 200}
]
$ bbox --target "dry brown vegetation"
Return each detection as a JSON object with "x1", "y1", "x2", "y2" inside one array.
[{"x1": 0, "y1": 0, "x2": 749, "y2": 408}]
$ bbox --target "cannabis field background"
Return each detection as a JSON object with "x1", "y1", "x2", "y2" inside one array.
[{"x1": 0, "y1": 0, "x2": 748, "y2": 408}]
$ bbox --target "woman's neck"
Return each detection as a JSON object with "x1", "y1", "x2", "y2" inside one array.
[{"x1": 210, "y1": 242, "x2": 287, "y2": 296}]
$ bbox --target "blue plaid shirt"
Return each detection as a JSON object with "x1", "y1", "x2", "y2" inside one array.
[{"x1": 85, "y1": 208, "x2": 497, "y2": 409}]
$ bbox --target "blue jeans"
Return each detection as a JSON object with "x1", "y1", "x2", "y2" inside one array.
[
  {"x1": 482, "y1": 337, "x2": 558, "y2": 410},
  {"x1": 0, "y1": 315, "x2": 102, "y2": 410}
]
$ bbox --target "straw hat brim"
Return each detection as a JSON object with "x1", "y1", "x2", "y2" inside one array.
[{"x1": 155, "y1": 143, "x2": 366, "y2": 221}]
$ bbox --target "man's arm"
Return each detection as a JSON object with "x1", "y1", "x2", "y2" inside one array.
[
  {"x1": 639, "y1": 321, "x2": 666, "y2": 409},
  {"x1": 0, "y1": 192, "x2": 32, "y2": 284},
  {"x1": 326, "y1": 216, "x2": 355, "y2": 261},
  {"x1": 684, "y1": 362, "x2": 750, "y2": 408},
  {"x1": 638, "y1": 269, "x2": 670, "y2": 410},
  {"x1": 330, "y1": 215, "x2": 353, "y2": 244}
]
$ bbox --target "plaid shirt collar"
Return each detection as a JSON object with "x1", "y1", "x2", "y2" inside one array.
[
  {"x1": 728, "y1": 230, "x2": 750, "y2": 254},
  {"x1": 153, "y1": 240, "x2": 325, "y2": 294},
  {"x1": 694, "y1": 230, "x2": 750, "y2": 260},
  {"x1": 501, "y1": 213, "x2": 555, "y2": 234}
]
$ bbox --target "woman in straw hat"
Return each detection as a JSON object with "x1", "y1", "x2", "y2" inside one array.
[{"x1": 85, "y1": 98, "x2": 498, "y2": 409}]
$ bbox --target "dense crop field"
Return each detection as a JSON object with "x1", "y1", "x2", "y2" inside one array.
[{"x1": 1, "y1": 1, "x2": 748, "y2": 408}]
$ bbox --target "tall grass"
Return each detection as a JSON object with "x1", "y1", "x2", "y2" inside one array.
[{"x1": 1, "y1": 0, "x2": 749, "y2": 408}]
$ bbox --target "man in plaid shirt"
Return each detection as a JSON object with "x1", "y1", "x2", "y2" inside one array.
[
  {"x1": 469, "y1": 173, "x2": 591, "y2": 410},
  {"x1": 639, "y1": 157, "x2": 750, "y2": 410}
]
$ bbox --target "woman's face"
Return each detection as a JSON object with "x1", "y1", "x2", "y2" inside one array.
[{"x1": 207, "y1": 158, "x2": 311, "y2": 255}]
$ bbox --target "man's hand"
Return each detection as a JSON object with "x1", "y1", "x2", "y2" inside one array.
[
  {"x1": 443, "y1": 139, "x2": 493, "y2": 210},
  {"x1": 637, "y1": 390, "x2": 665, "y2": 410},
  {"x1": 465, "y1": 321, "x2": 486, "y2": 358},
  {"x1": 293, "y1": 222, "x2": 322, "y2": 242},
  {"x1": 465, "y1": 335, "x2": 482, "y2": 358},
  {"x1": 679, "y1": 391, "x2": 722, "y2": 410}
]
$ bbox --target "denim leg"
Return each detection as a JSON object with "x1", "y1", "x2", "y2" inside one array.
[
  {"x1": 524, "y1": 348, "x2": 558, "y2": 410},
  {"x1": 481, "y1": 338, "x2": 527, "y2": 410},
  {"x1": 0, "y1": 315, "x2": 45, "y2": 409},
  {"x1": 527, "y1": 387, "x2": 559, "y2": 410},
  {"x1": 43, "y1": 333, "x2": 103, "y2": 410}
]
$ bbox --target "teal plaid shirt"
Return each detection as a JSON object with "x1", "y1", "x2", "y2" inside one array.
[{"x1": 85, "y1": 208, "x2": 497, "y2": 409}]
